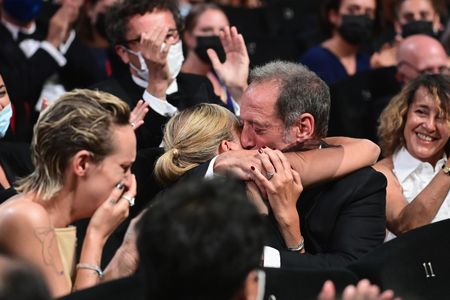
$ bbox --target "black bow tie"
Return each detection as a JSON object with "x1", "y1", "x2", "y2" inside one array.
[{"x1": 17, "y1": 31, "x2": 35, "y2": 43}]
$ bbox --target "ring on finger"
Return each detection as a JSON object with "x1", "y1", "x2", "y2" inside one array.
[
  {"x1": 266, "y1": 172, "x2": 275, "y2": 180},
  {"x1": 121, "y1": 195, "x2": 135, "y2": 207}
]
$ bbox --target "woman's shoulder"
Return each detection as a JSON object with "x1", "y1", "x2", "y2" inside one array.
[{"x1": 0, "y1": 195, "x2": 50, "y2": 230}]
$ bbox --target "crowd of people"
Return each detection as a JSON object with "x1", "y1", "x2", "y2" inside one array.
[{"x1": 0, "y1": 0, "x2": 449, "y2": 299}]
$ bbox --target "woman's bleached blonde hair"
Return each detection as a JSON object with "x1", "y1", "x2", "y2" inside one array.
[
  {"x1": 16, "y1": 89, "x2": 130, "y2": 200},
  {"x1": 154, "y1": 103, "x2": 240, "y2": 185},
  {"x1": 378, "y1": 74, "x2": 450, "y2": 157}
]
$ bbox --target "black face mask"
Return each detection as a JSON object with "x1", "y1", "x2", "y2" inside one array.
[
  {"x1": 338, "y1": 14, "x2": 374, "y2": 45},
  {"x1": 95, "y1": 12, "x2": 108, "y2": 40},
  {"x1": 194, "y1": 36, "x2": 226, "y2": 64},
  {"x1": 401, "y1": 20, "x2": 435, "y2": 38}
]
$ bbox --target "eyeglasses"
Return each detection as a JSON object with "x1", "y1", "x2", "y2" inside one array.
[
  {"x1": 398, "y1": 60, "x2": 450, "y2": 76},
  {"x1": 120, "y1": 28, "x2": 179, "y2": 45}
]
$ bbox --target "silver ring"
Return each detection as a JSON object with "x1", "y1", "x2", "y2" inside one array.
[
  {"x1": 121, "y1": 195, "x2": 135, "y2": 207},
  {"x1": 266, "y1": 172, "x2": 274, "y2": 180},
  {"x1": 130, "y1": 122, "x2": 136, "y2": 128}
]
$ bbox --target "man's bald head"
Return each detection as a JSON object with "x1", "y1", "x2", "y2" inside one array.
[{"x1": 396, "y1": 34, "x2": 448, "y2": 82}]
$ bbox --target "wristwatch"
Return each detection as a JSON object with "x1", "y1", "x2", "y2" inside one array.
[{"x1": 442, "y1": 164, "x2": 450, "y2": 175}]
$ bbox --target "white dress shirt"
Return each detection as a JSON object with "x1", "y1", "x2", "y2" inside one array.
[{"x1": 385, "y1": 147, "x2": 450, "y2": 241}]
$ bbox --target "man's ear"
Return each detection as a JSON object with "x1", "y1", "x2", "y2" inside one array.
[
  {"x1": 237, "y1": 270, "x2": 260, "y2": 300},
  {"x1": 71, "y1": 150, "x2": 94, "y2": 177},
  {"x1": 115, "y1": 45, "x2": 130, "y2": 64},
  {"x1": 293, "y1": 113, "x2": 315, "y2": 142}
]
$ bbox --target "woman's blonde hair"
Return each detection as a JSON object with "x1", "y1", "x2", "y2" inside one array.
[
  {"x1": 16, "y1": 89, "x2": 130, "y2": 200},
  {"x1": 154, "y1": 103, "x2": 240, "y2": 184},
  {"x1": 378, "y1": 74, "x2": 450, "y2": 157}
]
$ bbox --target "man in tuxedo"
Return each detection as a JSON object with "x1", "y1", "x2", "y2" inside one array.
[
  {"x1": 211, "y1": 61, "x2": 387, "y2": 269},
  {"x1": 0, "y1": 0, "x2": 95, "y2": 142},
  {"x1": 95, "y1": 0, "x2": 249, "y2": 149}
]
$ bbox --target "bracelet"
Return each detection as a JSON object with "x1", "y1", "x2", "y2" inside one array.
[
  {"x1": 287, "y1": 237, "x2": 304, "y2": 252},
  {"x1": 76, "y1": 263, "x2": 104, "y2": 278}
]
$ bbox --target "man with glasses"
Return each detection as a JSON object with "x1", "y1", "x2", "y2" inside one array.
[
  {"x1": 396, "y1": 34, "x2": 449, "y2": 83},
  {"x1": 94, "y1": 0, "x2": 248, "y2": 149}
]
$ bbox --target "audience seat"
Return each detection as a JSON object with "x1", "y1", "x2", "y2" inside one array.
[{"x1": 348, "y1": 219, "x2": 450, "y2": 300}]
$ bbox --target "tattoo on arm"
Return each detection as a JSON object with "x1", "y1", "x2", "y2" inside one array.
[{"x1": 34, "y1": 227, "x2": 65, "y2": 276}]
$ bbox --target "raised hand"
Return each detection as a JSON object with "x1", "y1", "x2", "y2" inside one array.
[
  {"x1": 318, "y1": 279, "x2": 398, "y2": 300},
  {"x1": 129, "y1": 100, "x2": 149, "y2": 130},
  {"x1": 46, "y1": 0, "x2": 81, "y2": 48},
  {"x1": 139, "y1": 28, "x2": 172, "y2": 98},
  {"x1": 207, "y1": 26, "x2": 249, "y2": 101}
]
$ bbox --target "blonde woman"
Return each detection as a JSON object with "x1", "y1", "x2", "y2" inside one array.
[
  {"x1": 374, "y1": 74, "x2": 450, "y2": 240},
  {"x1": 0, "y1": 89, "x2": 137, "y2": 297}
]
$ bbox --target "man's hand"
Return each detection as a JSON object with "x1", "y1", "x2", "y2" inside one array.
[
  {"x1": 46, "y1": 0, "x2": 81, "y2": 48},
  {"x1": 207, "y1": 26, "x2": 249, "y2": 101},
  {"x1": 140, "y1": 27, "x2": 172, "y2": 98}
]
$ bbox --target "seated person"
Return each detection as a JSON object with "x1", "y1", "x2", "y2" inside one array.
[
  {"x1": 374, "y1": 74, "x2": 450, "y2": 240},
  {"x1": 0, "y1": 253, "x2": 51, "y2": 300},
  {"x1": 0, "y1": 73, "x2": 34, "y2": 203},
  {"x1": 371, "y1": 0, "x2": 443, "y2": 68},
  {"x1": 0, "y1": 89, "x2": 137, "y2": 297},
  {"x1": 95, "y1": 0, "x2": 244, "y2": 148},
  {"x1": 203, "y1": 61, "x2": 387, "y2": 269},
  {"x1": 138, "y1": 179, "x2": 398, "y2": 300},
  {"x1": 181, "y1": 3, "x2": 249, "y2": 114},
  {"x1": 300, "y1": 0, "x2": 377, "y2": 85},
  {"x1": 154, "y1": 102, "x2": 382, "y2": 261}
]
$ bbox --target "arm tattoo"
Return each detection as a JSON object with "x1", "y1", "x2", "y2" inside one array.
[{"x1": 34, "y1": 227, "x2": 65, "y2": 276}]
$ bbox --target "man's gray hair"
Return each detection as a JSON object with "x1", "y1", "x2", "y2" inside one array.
[{"x1": 250, "y1": 61, "x2": 330, "y2": 138}]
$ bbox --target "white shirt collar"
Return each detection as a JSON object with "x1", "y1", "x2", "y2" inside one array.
[
  {"x1": 1, "y1": 17, "x2": 36, "y2": 41},
  {"x1": 392, "y1": 147, "x2": 447, "y2": 183}
]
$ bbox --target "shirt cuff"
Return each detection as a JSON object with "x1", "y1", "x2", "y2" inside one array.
[
  {"x1": 40, "y1": 41, "x2": 66, "y2": 67},
  {"x1": 59, "y1": 30, "x2": 75, "y2": 54},
  {"x1": 142, "y1": 90, "x2": 178, "y2": 117},
  {"x1": 263, "y1": 246, "x2": 281, "y2": 268},
  {"x1": 204, "y1": 156, "x2": 218, "y2": 179}
]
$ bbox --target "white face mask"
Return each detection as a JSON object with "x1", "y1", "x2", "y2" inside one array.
[
  {"x1": 125, "y1": 41, "x2": 184, "y2": 82},
  {"x1": 0, "y1": 104, "x2": 12, "y2": 138}
]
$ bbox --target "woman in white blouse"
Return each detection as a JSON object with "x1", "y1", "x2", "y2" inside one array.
[{"x1": 375, "y1": 74, "x2": 450, "y2": 240}]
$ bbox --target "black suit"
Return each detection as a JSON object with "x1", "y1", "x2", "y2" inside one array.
[
  {"x1": 0, "y1": 21, "x2": 107, "y2": 142},
  {"x1": 92, "y1": 72, "x2": 223, "y2": 149},
  {"x1": 268, "y1": 167, "x2": 387, "y2": 269},
  {"x1": 187, "y1": 163, "x2": 387, "y2": 269},
  {"x1": 0, "y1": 23, "x2": 59, "y2": 141}
]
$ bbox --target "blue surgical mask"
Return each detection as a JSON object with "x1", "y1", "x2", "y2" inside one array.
[
  {"x1": 3, "y1": 0, "x2": 43, "y2": 23},
  {"x1": 0, "y1": 104, "x2": 13, "y2": 138}
]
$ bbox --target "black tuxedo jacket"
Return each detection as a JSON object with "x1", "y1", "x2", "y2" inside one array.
[
  {"x1": 187, "y1": 163, "x2": 387, "y2": 269},
  {"x1": 0, "y1": 22, "x2": 105, "y2": 142},
  {"x1": 92, "y1": 72, "x2": 223, "y2": 149},
  {"x1": 0, "y1": 23, "x2": 59, "y2": 141}
]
